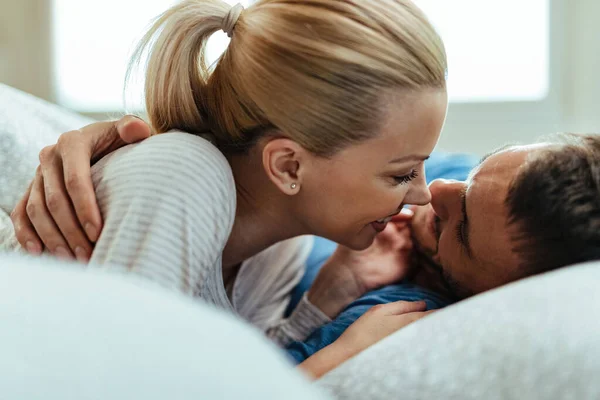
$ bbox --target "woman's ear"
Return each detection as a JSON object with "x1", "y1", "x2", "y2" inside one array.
[{"x1": 262, "y1": 138, "x2": 306, "y2": 195}]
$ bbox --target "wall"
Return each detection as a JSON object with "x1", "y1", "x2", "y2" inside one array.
[
  {"x1": 0, "y1": 0, "x2": 598, "y2": 155},
  {"x1": 436, "y1": 0, "x2": 600, "y2": 154},
  {"x1": 0, "y1": 0, "x2": 53, "y2": 100},
  {"x1": 562, "y1": 0, "x2": 600, "y2": 133}
]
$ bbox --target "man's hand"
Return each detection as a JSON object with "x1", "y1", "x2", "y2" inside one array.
[
  {"x1": 330, "y1": 208, "x2": 417, "y2": 293},
  {"x1": 299, "y1": 300, "x2": 433, "y2": 379},
  {"x1": 11, "y1": 116, "x2": 151, "y2": 261},
  {"x1": 307, "y1": 208, "x2": 417, "y2": 319}
]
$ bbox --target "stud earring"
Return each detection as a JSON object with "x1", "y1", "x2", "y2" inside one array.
[{"x1": 290, "y1": 183, "x2": 297, "y2": 189}]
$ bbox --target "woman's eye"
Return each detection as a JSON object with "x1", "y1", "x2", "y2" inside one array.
[{"x1": 393, "y1": 170, "x2": 419, "y2": 185}]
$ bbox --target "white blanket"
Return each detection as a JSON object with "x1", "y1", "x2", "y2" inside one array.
[
  {"x1": 0, "y1": 211, "x2": 19, "y2": 252},
  {"x1": 0, "y1": 253, "x2": 329, "y2": 399}
]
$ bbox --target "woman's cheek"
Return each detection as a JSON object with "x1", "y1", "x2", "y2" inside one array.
[{"x1": 388, "y1": 184, "x2": 410, "y2": 207}]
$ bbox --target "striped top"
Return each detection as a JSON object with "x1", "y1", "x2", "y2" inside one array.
[{"x1": 89, "y1": 132, "x2": 330, "y2": 346}]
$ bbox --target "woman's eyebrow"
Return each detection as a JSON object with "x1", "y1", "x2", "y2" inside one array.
[{"x1": 388, "y1": 155, "x2": 430, "y2": 164}]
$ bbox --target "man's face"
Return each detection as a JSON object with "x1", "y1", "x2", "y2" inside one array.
[{"x1": 411, "y1": 144, "x2": 549, "y2": 299}]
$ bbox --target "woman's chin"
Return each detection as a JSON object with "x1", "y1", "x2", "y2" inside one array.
[{"x1": 338, "y1": 229, "x2": 377, "y2": 251}]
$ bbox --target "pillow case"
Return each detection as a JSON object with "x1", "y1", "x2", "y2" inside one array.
[{"x1": 317, "y1": 262, "x2": 600, "y2": 400}]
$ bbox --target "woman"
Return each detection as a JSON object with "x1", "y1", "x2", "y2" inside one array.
[{"x1": 10, "y1": 0, "x2": 447, "y2": 374}]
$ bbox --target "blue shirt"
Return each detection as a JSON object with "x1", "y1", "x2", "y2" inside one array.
[{"x1": 285, "y1": 284, "x2": 451, "y2": 363}]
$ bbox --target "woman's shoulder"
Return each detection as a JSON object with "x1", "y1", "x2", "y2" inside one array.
[
  {"x1": 92, "y1": 131, "x2": 237, "y2": 230},
  {"x1": 94, "y1": 131, "x2": 234, "y2": 192},
  {"x1": 117, "y1": 131, "x2": 230, "y2": 176},
  {"x1": 89, "y1": 132, "x2": 237, "y2": 297}
]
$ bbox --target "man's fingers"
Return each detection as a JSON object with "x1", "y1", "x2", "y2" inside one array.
[
  {"x1": 390, "y1": 300, "x2": 427, "y2": 315},
  {"x1": 57, "y1": 117, "x2": 150, "y2": 244},
  {"x1": 26, "y1": 168, "x2": 73, "y2": 259},
  {"x1": 10, "y1": 182, "x2": 43, "y2": 254},
  {"x1": 370, "y1": 300, "x2": 427, "y2": 316},
  {"x1": 391, "y1": 207, "x2": 414, "y2": 223},
  {"x1": 396, "y1": 236, "x2": 414, "y2": 252},
  {"x1": 378, "y1": 221, "x2": 413, "y2": 249},
  {"x1": 57, "y1": 133, "x2": 102, "y2": 243},
  {"x1": 116, "y1": 115, "x2": 152, "y2": 143},
  {"x1": 407, "y1": 205, "x2": 419, "y2": 213},
  {"x1": 391, "y1": 309, "x2": 437, "y2": 328},
  {"x1": 400, "y1": 309, "x2": 437, "y2": 322},
  {"x1": 41, "y1": 154, "x2": 93, "y2": 261}
]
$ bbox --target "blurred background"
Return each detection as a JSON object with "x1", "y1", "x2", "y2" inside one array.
[{"x1": 1, "y1": 0, "x2": 598, "y2": 155}]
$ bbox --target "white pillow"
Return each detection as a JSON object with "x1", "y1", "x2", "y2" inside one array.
[
  {"x1": 0, "y1": 254, "x2": 329, "y2": 400},
  {"x1": 0, "y1": 209, "x2": 19, "y2": 252},
  {"x1": 0, "y1": 84, "x2": 94, "y2": 213},
  {"x1": 317, "y1": 262, "x2": 600, "y2": 400}
]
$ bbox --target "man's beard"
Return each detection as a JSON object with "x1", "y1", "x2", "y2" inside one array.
[
  {"x1": 419, "y1": 251, "x2": 473, "y2": 300},
  {"x1": 412, "y1": 215, "x2": 473, "y2": 300}
]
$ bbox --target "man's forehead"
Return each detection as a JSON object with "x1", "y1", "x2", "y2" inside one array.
[
  {"x1": 464, "y1": 145, "x2": 542, "y2": 271},
  {"x1": 470, "y1": 143, "x2": 550, "y2": 185}
]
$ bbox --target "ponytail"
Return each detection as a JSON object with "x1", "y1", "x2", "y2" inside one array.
[
  {"x1": 127, "y1": 0, "x2": 447, "y2": 155},
  {"x1": 126, "y1": 0, "x2": 233, "y2": 135}
]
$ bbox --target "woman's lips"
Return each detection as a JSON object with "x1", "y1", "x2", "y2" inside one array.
[{"x1": 371, "y1": 220, "x2": 388, "y2": 232}]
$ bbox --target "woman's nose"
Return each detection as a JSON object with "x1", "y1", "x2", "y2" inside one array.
[{"x1": 403, "y1": 173, "x2": 432, "y2": 206}]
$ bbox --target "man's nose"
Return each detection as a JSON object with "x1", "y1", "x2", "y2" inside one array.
[{"x1": 429, "y1": 179, "x2": 465, "y2": 220}]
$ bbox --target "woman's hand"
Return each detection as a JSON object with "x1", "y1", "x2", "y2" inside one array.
[
  {"x1": 299, "y1": 300, "x2": 433, "y2": 379},
  {"x1": 10, "y1": 116, "x2": 151, "y2": 261},
  {"x1": 307, "y1": 209, "x2": 416, "y2": 318},
  {"x1": 336, "y1": 210, "x2": 417, "y2": 293}
]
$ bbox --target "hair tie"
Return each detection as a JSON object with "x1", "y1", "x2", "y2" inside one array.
[{"x1": 222, "y1": 3, "x2": 244, "y2": 38}]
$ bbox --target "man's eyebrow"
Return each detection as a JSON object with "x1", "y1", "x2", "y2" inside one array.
[
  {"x1": 459, "y1": 187, "x2": 474, "y2": 259},
  {"x1": 467, "y1": 144, "x2": 514, "y2": 183},
  {"x1": 478, "y1": 144, "x2": 514, "y2": 167}
]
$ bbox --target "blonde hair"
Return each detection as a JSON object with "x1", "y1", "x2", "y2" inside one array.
[{"x1": 128, "y1": 0, "x2": 447, "y2": 155}]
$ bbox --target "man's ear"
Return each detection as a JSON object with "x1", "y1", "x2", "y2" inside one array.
[{"x1": 262, "y1": 138, "x2": 306, "y2": 195}]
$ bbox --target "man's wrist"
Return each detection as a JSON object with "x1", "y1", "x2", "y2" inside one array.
[
  {"x1": 307, "y1": 261, "x2": 366, "y2": 319},
  {"x1": 298, "y1": 341, "x2": 354, "y2": 379},
  {"x1": 306, "y1": 287, "x2": 356, "y2": 319}
]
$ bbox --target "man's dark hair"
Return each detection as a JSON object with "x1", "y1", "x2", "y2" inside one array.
[{"x1": 505, "y1": 133, "x2": 600, "y2": 275}]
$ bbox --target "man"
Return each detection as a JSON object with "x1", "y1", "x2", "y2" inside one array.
[{"x1": 287, "y1": 132, "x2": 600, "y2": 363}]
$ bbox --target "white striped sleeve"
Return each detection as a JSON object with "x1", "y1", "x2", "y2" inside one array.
[
  {"x1": 233, "y1": 236, "x2": 332, "y2": 346},
  {"x1": 89, "y1": 132, "x2": 236, "y2": 297},
  {"x1": 266, "y1": 293, "x2": 332, "y2": 346}
]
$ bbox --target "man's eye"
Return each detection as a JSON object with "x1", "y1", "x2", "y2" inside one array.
[
  {"x1": 393, "y1": 170, "x2": 418, "y2": 185},
  {"x1": 455, "y1": 221, "x2": 465, "y2": 244}
]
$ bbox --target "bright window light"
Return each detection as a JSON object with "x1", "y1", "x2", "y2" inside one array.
[
  {"x1": 51, "y1": 0, "x2": 244, "y2": 112},
  {"x1": 414, "y1": 0, "x2": 550, "y2": 103},
  {"x1": 52, "y1": 0, "x2": 549, "y2": 112}
]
